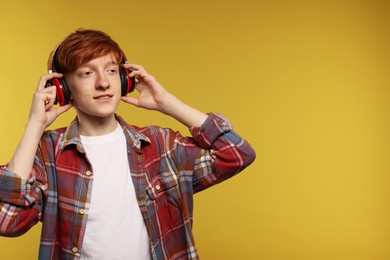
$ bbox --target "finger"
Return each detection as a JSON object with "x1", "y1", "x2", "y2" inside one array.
[
  {"x1": 37, "y1": 72, "x2": 63, "y2": 91},
  {"x1": 43, "y1": 93, "x2": 57, "y2": 108},
  {"x1": 124, "y1": 64, "x2": 143, "y2": 70},
  {"x1": 33, "y1": 88, "x2": 56, "y2": 109},
  {"x1": 40, "y1": 85, "x2": 57, "y2": 95},
  {"x1": 56, "y1": 103, "x2": 73, "y2": 115},
  {"x1": 129, "y1": 69, "x2": 149, "y2": 79},
  {"x1": 125, "y1": 64, "x2": 147, "y2": 75},
  {"x1": 121, "y1": 96, "x2": 140, "y2": 107},
  {"x1": 45, "y1": 103, "x2": 72, "y2": 126},
  {"x1": 122, "y1": 63, "x2": 133, "y2": 69},
  {"x1": 36, "y1": 86, "x2": 56, "y2": 98}
]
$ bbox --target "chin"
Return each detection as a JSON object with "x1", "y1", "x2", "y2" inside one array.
[
  {"x1": 76, "y1": 106, "x2": 118, "y2": 120},
  {"x1": 93, "y1": 108, "x2": 118, "y2": 117}
]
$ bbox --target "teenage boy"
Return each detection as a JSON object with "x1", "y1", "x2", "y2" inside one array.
[{"x1": 0, "y1": 29, "x2": 255, "y2": 260}]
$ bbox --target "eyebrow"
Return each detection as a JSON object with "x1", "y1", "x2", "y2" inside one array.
[{"x1": 78, "y1": 60, "x2": 119, "y2": 70}]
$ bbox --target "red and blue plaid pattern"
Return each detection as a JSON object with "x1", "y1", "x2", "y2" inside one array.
[{"x1": 0, "y1": 113, "x2": 255, "y2": 259}]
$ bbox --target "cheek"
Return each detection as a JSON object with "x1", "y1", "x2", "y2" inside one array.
[
  {"x1": 112, "y1": 76, "x2": 122, "y2": 88},
  {"x1": 70, "y1": 82, "x2": 90, "y2": 95},
  {"x1": 69, "y1": 83, "x2": 93, "y2": 105}
]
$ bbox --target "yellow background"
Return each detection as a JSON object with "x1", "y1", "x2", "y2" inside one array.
[{"x1": 0, "y1": 0, "x2": 389, "y2": 259}]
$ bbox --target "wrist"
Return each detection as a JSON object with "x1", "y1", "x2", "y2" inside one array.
[
  {"x1": 160, "y1": 95, "x2": 208, "y2": 128},
  {"x1": 158, "y1": 93, "x2": 181, "y2": 116},
  {"x1": 25, "y1": 119, "x2": 47, "y2": 137}
]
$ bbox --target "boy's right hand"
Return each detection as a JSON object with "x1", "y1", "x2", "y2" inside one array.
[{"x1": 28, "y1": 72, "x2": 72, "y2": 130}]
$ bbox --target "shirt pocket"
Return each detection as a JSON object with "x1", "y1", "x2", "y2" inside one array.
[
  {"x1": 146, "y1": 170, "x2": 179, "y2": 201},
  {"x1": 145, "y1": 170, "x2": 185, "y2": 234}
]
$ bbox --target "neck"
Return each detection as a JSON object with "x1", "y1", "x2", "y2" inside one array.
[{"x1": 77, "y1": 114, "x2": 118, "y2": 136}]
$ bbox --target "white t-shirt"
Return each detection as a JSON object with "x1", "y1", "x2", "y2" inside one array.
[{"x1": 80, "y1": 123, "x2": 150, "y2": 260}]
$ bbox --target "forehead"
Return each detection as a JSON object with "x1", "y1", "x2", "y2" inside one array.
[{"x1": 78, "y1": 53, "x2": 119, "y2": 69}]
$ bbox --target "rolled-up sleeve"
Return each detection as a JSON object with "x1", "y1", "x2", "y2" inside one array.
[
  {"x1": 0, "y1": 164, "x2": 45, "y2": 237},
  {"x1": 189, "y1": 112, "x2": 256, "y2": 193}
]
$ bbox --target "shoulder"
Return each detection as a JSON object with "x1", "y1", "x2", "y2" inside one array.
[
  {"x1": 41, "y1": 126, "x2": 68, "y2": 142},
  {"x1": 128, "y1": 124, "x2": 179, "y2": 144},
  {"x1": 117, "y1": 115, "x2": 178, "y2": 140}
]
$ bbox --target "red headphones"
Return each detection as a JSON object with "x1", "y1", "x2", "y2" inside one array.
[{"x1": 47, "y1": 45, "x2": 135, "y2": 106}]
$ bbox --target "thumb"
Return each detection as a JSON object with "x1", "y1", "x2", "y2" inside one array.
[
  {"x1": 57, "y1": 103, "x2": 73, "y2": 115},
  {"x1": 121, "y1": 96, "x2": 140, "y2": 107},
  {"x1": 45, "y1": 104, "x2": 73, "y2": 127}
]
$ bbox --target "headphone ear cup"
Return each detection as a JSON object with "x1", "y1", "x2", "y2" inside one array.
[
  {"x1": 120, "y1": 67, "x2": 135, "y2": 96},
  {"x1": 59, "y1": 78, "x2": 72, "y2": 105},
  {"x1": 52, "y1": 78, "x2": 71, "y2": 106}
]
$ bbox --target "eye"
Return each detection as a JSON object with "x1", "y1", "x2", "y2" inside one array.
[
  {"x1": 107, "y1": 68, "x2": 118, "y2": 74},
  {"x1": 81, "y1": 71, "x2": 93, "y2": 77}
]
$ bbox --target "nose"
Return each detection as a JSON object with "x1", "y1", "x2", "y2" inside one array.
[{"x1": 96, "y1": 72, "x2": 110, "y2": 89}]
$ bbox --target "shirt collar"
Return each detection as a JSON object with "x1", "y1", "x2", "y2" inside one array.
[{"x1": 59, "y1": 114, "x2": 151, "y2": 153}]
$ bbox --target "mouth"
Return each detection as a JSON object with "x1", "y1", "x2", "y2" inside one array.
[{"x1": 93, "y1": 94, "x2": 113, "y2": 100}]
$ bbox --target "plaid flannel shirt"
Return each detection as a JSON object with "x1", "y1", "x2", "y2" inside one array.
[{"x1": 0, "y1": 112, "x2": 256, "y2": 259}]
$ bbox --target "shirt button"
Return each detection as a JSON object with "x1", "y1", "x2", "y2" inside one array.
[
  {"x1": 155, "y1": 184, "x2": 161, "y2": 191},
  {"x1": 72, "y1": 247, "x2": 78, "y2": 253},
  {"x1": 86, "y1": 171, "x2": 91, "y2": 176},
  {"x1": 79, "y1": 209, "x2": 85, "y2": 215}
]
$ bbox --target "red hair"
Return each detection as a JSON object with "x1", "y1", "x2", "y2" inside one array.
[{"x1": 48, "y1": 29, "x2": 123, "y2": 74}]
